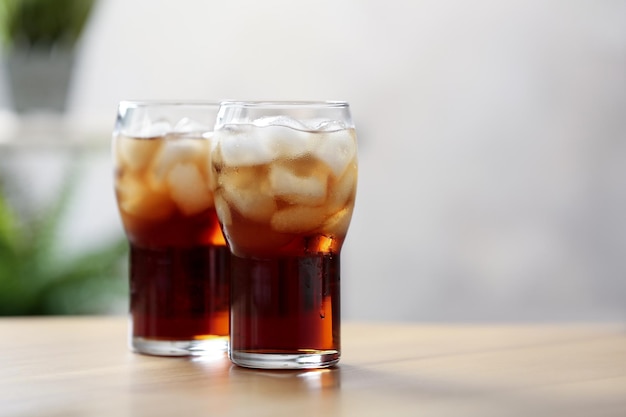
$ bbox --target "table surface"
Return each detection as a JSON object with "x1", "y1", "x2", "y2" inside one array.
[{"x1": 1, "y1": 317, "x2": 625, "y2": 417}]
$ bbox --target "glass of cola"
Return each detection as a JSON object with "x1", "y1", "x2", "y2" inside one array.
[
  {"x1": 113, "y1": 102, "x2": 230, "y2": 356},
  {"x1": 211, "y1": 101, "x2": 358, "y2": 369}
]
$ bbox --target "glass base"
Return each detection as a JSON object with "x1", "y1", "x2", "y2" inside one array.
[
  {"x1": 132, "y1": 337, "x2": 228, "y2": 356},
  {"x1": 230, "y1": 350, "x2": 340, "y2": 369}
]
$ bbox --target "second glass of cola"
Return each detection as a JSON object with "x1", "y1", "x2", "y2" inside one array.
[{"x1": 211, "y1": 101, "x2": 358, "y2": 369}]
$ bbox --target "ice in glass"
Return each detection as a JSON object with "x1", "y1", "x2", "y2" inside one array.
[
  {"x1": 113, "y1": 102, "x2": 229, "y2": 356},
  {"x1": 211, "y1": 102, "x2": 358, "y2": 369}
]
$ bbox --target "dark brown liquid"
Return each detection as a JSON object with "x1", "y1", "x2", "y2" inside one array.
[
  {"x1": 114, "y1": 134, "x2": 230, "y2": 342},
  {"x1": 130, "y1": 244, "x2": 230, "y2": 340},
  {"x1": 124, "y1": 208, "x2": 230, "y2": 341},
  {"x1": 230, "y1": 253, "x2": 340, "y2": 353}
]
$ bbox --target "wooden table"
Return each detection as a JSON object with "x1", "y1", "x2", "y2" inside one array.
[{"x1": 1, "y1": 317, "x2": 625, "y2": 416}]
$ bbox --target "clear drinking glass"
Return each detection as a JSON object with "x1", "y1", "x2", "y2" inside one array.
[
  {"x1": 113, "y1": 102, "x2": 229, "y2": 356},
  {"x1": 211, "y1": 101, "x2": 358, "y2": 369}
]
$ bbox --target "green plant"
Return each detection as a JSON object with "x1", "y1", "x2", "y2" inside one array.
[
  {"x1": 0, "y1": 0, "x2": 95, "y2": 49},
  {"x1": 0, "y1": 163, "x2": 128, "y2": 315}
]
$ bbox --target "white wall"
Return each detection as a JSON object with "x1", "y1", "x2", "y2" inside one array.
[{"x1": 4, "y1": 0, "x2": 626, "y2": 321}]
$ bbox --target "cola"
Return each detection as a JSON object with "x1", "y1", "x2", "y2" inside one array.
[
  {"x1": 212, "y1": 113, "x2": 358, "y2": 368},
  {"x1": 114, "y1": 132, "x2": 229, "y2": 355},
  {"x1": 230, "y1": 253, "x2": 341, "y2": 356}
]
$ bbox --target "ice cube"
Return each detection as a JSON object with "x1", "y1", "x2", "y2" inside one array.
[
  {"x1": 173, "y1": 117, "x2": 212, "y2": 135},
  {"x1": 224, "y1": 187, "x2": 276, "y2": 223},
  {"x1": 151, "y1": 137, "x2": 209, "y2": 187},
  {"x1": 117, "y1": 174, "x2": 175, "y2": 220},
  {"x1": 116, "y1": 136, "x2": 161, "y2": 172},
  {"x1": 122, "y1": 118, "x2": 172, "y2": 138},
  {"x1": 215, "y1": 126, "x2": 275, "y2": 167},
  {"x1": 311, "y1": 119, "x2": 346, "y2": 132},
  {"x1": 253, "y1": 116, "x2": 309, "y2": 131},
  {"x1": 269, "y1": 164, "x2": 327, "y2": 206},
  {"x1": 253, "y1": 117, "x2": 317, "y2": 158},
  {"x1": 206, "y1": 162, "x2": 216, "y2": 192},
  {"x1": 166, "y1": 163, "x2": 213, "y2": 216},
  {"x1": 270, "y1": 205, "x2": 328, "y2": 233},
  {"x1": 327, "y1": 164, "x2": 357, "y2": 213},
  {"x1": 220, "y1": 167, "x2": 276, "y2": 223},
  {"x1": 319, "y1": 206, "x2": 353, "y2": 237},
  {"x1": 258, "y1": 125, "x2": 314, "y2": 159},
  {"x1": 311, "y1": 129, "x2": 357, "y2": 176},
  {"x1": 207, "y1": 145, "x2": 222, "y2": 192},
  {"x1": 214, "y1": 193, "x2": 232, "y2": 226}
]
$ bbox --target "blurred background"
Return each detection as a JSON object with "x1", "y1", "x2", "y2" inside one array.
[{"x1": 0, "y1": 0, "x2": 624, "y2": 321}]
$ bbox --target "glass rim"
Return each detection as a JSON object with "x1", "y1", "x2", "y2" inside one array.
[
  {"x1": 118, "y1": 100, "x2": 221, "y2": 109},
  {"x1": 219, "y1": 100, "x2": 350, "y2": 109}
]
